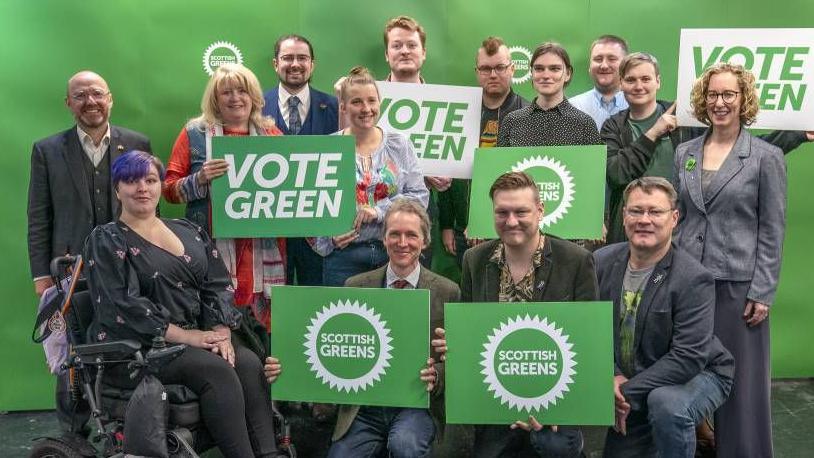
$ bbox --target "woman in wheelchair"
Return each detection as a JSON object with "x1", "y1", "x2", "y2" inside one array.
[{"x1": 83, "y1": 150, "x2": 283, "y2": 457}]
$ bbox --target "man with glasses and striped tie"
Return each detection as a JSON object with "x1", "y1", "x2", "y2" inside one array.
[{"x1": 263, "y1": 34, "x2": 338, "y2": 288}]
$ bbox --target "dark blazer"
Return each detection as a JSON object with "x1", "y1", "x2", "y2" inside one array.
[
  {"x1": 262, "y1": 85, "x2": 338, "y2": 135},
  {"x1": 674, "y1": 129, "x2": 786, "y2": 305},
  {"x1": 333, "y1": 265, "x2": 461, "y2": 441},
  {"x1": 601, "y1": 99, "x2": 806, "y2": 245},
  {"x1": 27, "y1": 125, "x2": 151, "y2": 278},
  {"x1": 460, "y1": 236, "x2": 598, "y2": 303},
  {"x1": 594, "y1": 242, "x2": 734, "y2": 411}
]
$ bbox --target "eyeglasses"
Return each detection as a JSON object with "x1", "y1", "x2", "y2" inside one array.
[
  {"x1": 624, "y1": 208, "x2": 673, "y2": 219},
  {"x1": 476, "y1": 63, "x2": 511, "y2": 75},
  {"x1": 278, "y1": 54, "x2": 312, "y2": 64},
  {"x1": 70, "y1": 89, "x2": 110, "y2": 102},
  {"x1": 706, "y1": 90, "x2": 739, "y2": 104}
]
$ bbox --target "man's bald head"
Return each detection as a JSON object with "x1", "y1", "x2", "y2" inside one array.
[{"x1": 65, "y1": 71, "x2": 113, "y2": 133}]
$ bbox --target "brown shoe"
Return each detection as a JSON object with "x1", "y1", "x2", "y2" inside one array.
[{"x1": 695, "y1": 417, "x2": 716, "y2": 457}]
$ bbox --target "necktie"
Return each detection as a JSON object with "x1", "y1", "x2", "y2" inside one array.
[
  {"x1": 391, "y1": 279, "x2": 410, "y2": 289},
  {"x1": 288, "y1": 96, "x2": 302, "y2": 134}
]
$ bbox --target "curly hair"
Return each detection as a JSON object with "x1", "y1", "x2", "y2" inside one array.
[{"x1": 690, "y1": 62, "x2": 759, "y2": 126}]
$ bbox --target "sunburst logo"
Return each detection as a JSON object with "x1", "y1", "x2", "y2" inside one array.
[
  {"x1": 513, "y1": 155, "x2": 575, "y2": 227},
  {"x1": 202, "y1": 41, "x2": 244, "y2": 76},
  {"x1": 508, "y1": 46, "x2": 532, "y2": 85},
  {"x1": 303, "y1": 300, "x2": 393, "y2": 393},
  {"x1": 480, "y1": 314, "x2": 577, "y2": 412}
]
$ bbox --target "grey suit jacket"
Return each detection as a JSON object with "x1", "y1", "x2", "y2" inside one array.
[
  {"x1": 594, "y1": 242, "x2": 734, "y2": 411},
  {"x1": 27, "y1": 125, "x2": 151, "y2": 278},
  {"x1": 333, "y1": 265, "x2": 461, "y2": 441},
  {"x1": 460, "y1": 236, "x2": 598, "y2": 303},
  {"x1": 674, "y1": 128, "x2": 786, "y2": 305}
]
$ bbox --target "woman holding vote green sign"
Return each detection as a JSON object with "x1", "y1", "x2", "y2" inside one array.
[
  {"x1": 163, "y1": 63, "x2": 286, "y2": 332},
  {"x1": 314, "y1": 66, "x2": 429, "y2": 287}
]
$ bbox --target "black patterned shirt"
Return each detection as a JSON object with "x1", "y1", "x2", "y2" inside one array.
[{"x1": 496, "y1": 98, "x2": 601, "y2": 147}]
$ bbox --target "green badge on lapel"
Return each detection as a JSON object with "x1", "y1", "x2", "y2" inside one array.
[{"x1": 685, "y1": 158, "x2": 697, "y2": 172}]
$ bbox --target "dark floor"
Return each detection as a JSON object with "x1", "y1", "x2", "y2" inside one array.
[{"x1": 2, "y1": 380, "x2": 812, "y2": 457}]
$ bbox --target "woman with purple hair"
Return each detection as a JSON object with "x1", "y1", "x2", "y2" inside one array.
[{"x1": 83, "y1": 150, "x2": 283, "y2": 458}]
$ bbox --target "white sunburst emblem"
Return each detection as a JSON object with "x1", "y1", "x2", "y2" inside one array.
[
  {"x1": 480, "y1": 314, "x2": 577, "y2": 412},
  {"x1": 513, "y1": 155, "x2": 575, "y2": 227},
  {"x1": 508, "y1": 45, "x2": 532, "y2": 85},
  {"x1": 202, "y1": 41, "x2": 244, "y2": 76},
  {"x1": 303, "y1": 300, "x2": 393, "y2": 393}
]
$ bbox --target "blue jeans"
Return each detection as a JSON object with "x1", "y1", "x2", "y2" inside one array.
[
  {"x1": 328, "y1": 407, "x2": 436, "y2": 458},
  {"x1": 323, "y1": 240, "x2": 388, "y2": 287},
  {"x1": 603, "y1": 369, "x2": 733, "y2": 458}
]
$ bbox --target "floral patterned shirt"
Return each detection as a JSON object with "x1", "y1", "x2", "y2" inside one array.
[{"x1": 490, "y1": 234, "x2": 546, "y2": 302}]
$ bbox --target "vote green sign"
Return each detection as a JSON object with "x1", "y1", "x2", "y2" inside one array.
[
  {"x1": 210, "y1": 135, "x2": 356, "y2": 238},
  {"x1": 467, "y1": 145, "x2": 607, "y2": 240},
  {"x1": 445, "y1": 302, "x2": 613, "y2": 425},
  {"x1": 271, "y1": 286, "x2": 430, "y2": 408},
  {"x1": 677, "y1": 28, "x2": 814, "y2": 130}
]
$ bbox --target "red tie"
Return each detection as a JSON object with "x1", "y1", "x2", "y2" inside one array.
[{"x1": 391, "y1": 279, "x2": 410, "y2": 289}]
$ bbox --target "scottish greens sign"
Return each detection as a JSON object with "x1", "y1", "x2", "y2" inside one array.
[
  {"x1": 271, "y1": 286, "x2": 430, "y2": 407},
  {"x1": 677, "y1": 28, "x2": 814, "y2": 130},
  {"x1": 377, "y1": 81, "x2": 483, "y2": 178},
  {"x1": 209, "y1": 136, "x2": 356, "y2": 238},
  {"x1": 445, "y1": 302, "x2": 613, "y2": 425},
  {"x1": 467, "y1": 145, "x2": 606, "y2": 239}
]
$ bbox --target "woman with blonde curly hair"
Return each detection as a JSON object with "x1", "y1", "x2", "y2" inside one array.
[
  {"x1": 675, "y1": 62, "x2": 784, "y2": 457},
  {"x1": 163, "y1": 63, "x2": 285, "y2": 332}
]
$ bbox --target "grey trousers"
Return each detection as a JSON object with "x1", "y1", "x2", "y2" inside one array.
[{"x1": 713, "y1": 280, "x2": 772, "y2": 458}]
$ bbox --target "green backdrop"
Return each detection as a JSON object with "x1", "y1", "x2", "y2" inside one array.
[{"x1": 1, "y1": 0, "x2": 811, "y2": 411}]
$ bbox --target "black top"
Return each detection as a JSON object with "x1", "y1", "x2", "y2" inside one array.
[
  {"x1": 84, "y1": 218, "x2": 240, "y2": 347},
  {"x1": 497, "y1": 98, "x2": 601, "y2": 147}
]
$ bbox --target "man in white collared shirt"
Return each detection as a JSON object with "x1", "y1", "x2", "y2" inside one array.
[
  {"x1": 265, "y1": 199, "x2": 460, "y2": 457},
  {"x1": 569, "y1": 35, "x2": 629, "y2": 130},
  {"x1": 27, "y1": 70, "x2": 151, "y2": 434},
  {"x1": 263, "y1": 34, "x2": 338, "y2": 288}
]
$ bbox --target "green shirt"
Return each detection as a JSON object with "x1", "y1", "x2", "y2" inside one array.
[{"x1": 628, "y1": 105, "x2": 675, "y2": 182}]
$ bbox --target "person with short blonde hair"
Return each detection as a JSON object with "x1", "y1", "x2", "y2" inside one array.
[{"x1": 163, "y1": 63, "x2": 285, "y2": 331}]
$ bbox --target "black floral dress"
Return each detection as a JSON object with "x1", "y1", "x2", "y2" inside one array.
[{"x1": 83, "y1": 218, "x2": 241, "y2": 347}]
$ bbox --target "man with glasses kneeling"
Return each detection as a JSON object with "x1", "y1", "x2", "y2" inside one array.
[{"x1": 593, "y1": 177, "x2": 734, "y2": 458}]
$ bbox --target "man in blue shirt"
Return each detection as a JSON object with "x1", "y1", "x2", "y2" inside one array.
[{"x1": 569, "y1": 35, "x2": 629, "y2": 130}]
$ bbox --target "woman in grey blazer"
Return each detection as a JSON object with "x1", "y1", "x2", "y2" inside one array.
[{"x1": 674, "y1": 63, "x2": 785, "y2": 458}]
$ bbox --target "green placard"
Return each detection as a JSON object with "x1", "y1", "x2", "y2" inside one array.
[
  {"x1": 445, "y1": 302, "x2": 614, "y2": 425},
  {"x1": 467, "y1": 145, "x2": 607, "y2": 240},
  {"x1": 271, "y1": 286, "x2": 430, "y2": 408},
  {"x1": 210, "y1": 135, "x2": 356, "y2": 238}
]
